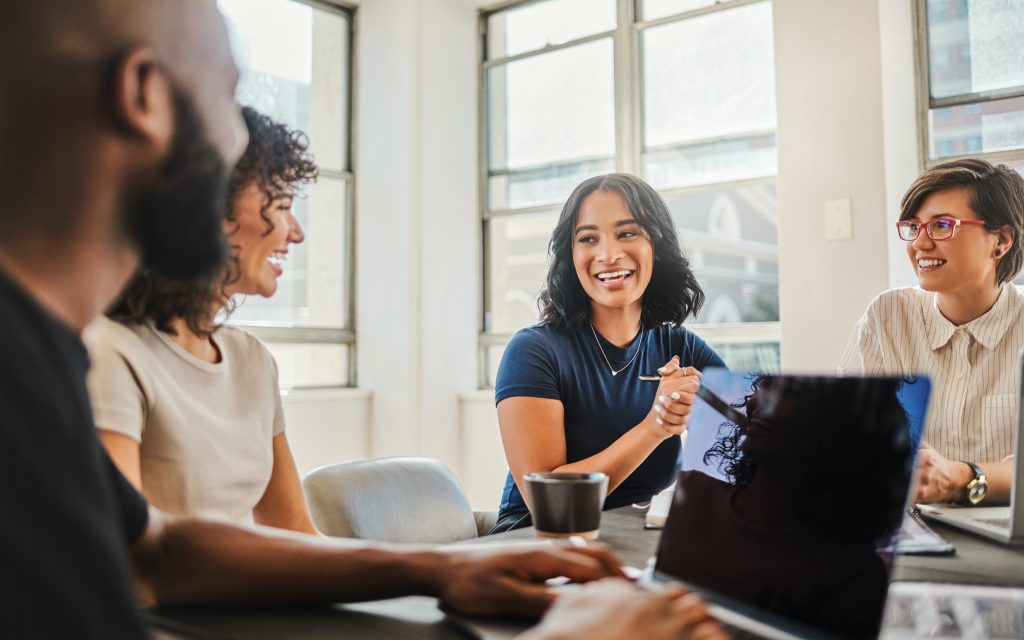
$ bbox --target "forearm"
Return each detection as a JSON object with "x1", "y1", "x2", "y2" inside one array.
[
  {"x1": 552, "y1": 419, "x2": 668, "y2": 494},
  {"x1": 253, "y1": 503, "x2": 322, "y2": 536},
  {"x1": 136, "y1": 517, "x2": 445, "y2": 606},
  {"x1": 981, "y1": 459, "x2": 1014, "y2": 504}
]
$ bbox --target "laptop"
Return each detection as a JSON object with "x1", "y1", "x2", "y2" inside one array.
[
  {"x1": 647, "y1": 370, "x2": 932, "y2": 640},
  {"x1": 916, "y1": 354, "x2": 1024, "y2": 545}
]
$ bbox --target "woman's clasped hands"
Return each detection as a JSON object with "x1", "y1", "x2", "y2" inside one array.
[{"x1": 648, "y1": 356, "x2": 701, "y2": 438}]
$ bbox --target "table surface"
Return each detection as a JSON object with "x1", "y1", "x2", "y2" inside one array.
[{"x1": 152, "y1": 506, "x2": 1024, "y2": 639}]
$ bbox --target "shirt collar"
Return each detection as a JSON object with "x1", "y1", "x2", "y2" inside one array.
[
  {"x1": 966, "y1": 283, "x2": 1018, "y2": 350},
  {"x1": 925, "y1": 284, "x2": 1017, "y2": 351}
]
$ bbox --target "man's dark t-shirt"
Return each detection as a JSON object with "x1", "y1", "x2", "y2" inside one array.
[{"x1": 0, "y1": 268, "x2": 149, "y2": 638}]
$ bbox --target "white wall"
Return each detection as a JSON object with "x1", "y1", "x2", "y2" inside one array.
[
  {"x1": 300, "y1": 0, "x2": 485, "y2": 498},
  {"x1": 285, "y1": 0, "x2": 924, "y2": 508},
  {"x1": 284, "y1": 389, "x2": 372, "y2": 473},
  {"x1": 878, "y1": 0, "x2": 922, "y2": 291},
  {"x1": 774, "y1": 0, "x2": 917, "y2": 372}
]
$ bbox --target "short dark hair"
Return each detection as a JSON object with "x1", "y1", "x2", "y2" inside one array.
[
  {"x1": 537, "y1": 173, "x2": 704, "y2": 330},
  {"x1": 110, "y1": 106, "x2": 319, "y2": 337},
  {"x1": 704, "y1": 376, "x2": 912, "y2": 544},
  {"x1": 900, "y1": 158, "x2": 1024, "y2": 285}
]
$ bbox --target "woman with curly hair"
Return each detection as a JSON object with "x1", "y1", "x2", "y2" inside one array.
[
  {"x1": 492, "y1": 173, "x2": 725, "y2": 533},
  {"x1": 658, "y1": 375, "x2": 914, "y2": 639},
  {"x1": 85, "y1": 107, "x2": 320, "y2": 532}
]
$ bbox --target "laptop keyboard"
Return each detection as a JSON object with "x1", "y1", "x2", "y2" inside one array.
[{"x1": 882, "y1": 584, "x2": 1024, "y2": 639}]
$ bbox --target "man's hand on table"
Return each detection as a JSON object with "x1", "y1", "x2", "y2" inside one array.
[
  {"x1": 519, "y1": 579, "x2": 730, "y2": 640},
  {"x1": 432, "y1": 546, "x2": 625, "y2": 618}
]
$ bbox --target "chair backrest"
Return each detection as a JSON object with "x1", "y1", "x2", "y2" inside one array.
[{"x1": 302, "y1": 457, "x2": 480, "y2": 543}]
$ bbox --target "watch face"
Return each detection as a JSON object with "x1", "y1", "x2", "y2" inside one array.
[{"x1": 968, "y1": 481, "x2": 987, "y2": 505}]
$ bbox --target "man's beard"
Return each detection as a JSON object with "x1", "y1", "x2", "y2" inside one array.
[{"x1": 123, "y1": 87, "x2": 230, "y2": 280}]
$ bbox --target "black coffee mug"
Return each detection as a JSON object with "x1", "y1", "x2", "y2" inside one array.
[{"x1": 524, "y1": 472, "x2": 609, "y2": 540}]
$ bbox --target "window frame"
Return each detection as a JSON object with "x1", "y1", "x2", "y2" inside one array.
[
  {"x1": 477, "y1": 0, "x2": 780, "y2": 388},
  {"x1": 914, "y1": 0, "x2": 1024, "y2": 170},
  {"x1": 224, "y1": 0, "x2": 358, "y2": 389}
]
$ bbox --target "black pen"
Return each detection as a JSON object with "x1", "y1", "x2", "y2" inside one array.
[{"x1": 695, "y1": 385, "x2": 746, "y2": 425}]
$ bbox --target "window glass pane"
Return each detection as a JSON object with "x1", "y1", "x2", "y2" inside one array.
[
  {"x1": 643, "y1": 133, "x2": 776, "y2": 190},
  {"x1": 231, "y1": 177, "x2": 349, "y2": 328},
  {"x1": 489, "y1": 158, "x2": 615, "y2": 210},
  {"x1": 488, "y1": 39, "x2": 615, "y2": 176},
  {"x1": 486, "y1": 211, "x2": 558, "y2": 333},
  {"x1": 664, "y1": 183, "x2": 779, "y2": 324},
  {"x1": 642, "y1": 0, "x2": 716, "y2": 21},
  {"x1": 704, "y1": 341, "x2": 780, "y2": 372},
  {"x1": 642, "y1": 2, "x2": 776, "y2": 187},
  {"x1": 928, "y1": 95, "x2": 1024, "y2": 159},
  {"x1": 219, "y1": 0, "x2": 349, "y2": 172},
  {"x1": 926, "y1": 0, "x2": 1024, "y2": 99},
  {"x1": 486, "y1": 344, "x2": 507, "y2": 389},
  {"x1": 266, "y1": 343, "x2": 350, "y2": 388},
  {"x1": 486, "y1": 0, "x2": 616, "y2": 59}
]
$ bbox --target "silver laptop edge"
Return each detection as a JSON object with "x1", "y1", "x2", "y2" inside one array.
[{"x1": 642, "y1": 570, "x2": 831, "y2": 640}]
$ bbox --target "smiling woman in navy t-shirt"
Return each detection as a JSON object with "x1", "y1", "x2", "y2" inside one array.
[{"x1": 492, "y1": 173, "x2": 725, "y2": 533}]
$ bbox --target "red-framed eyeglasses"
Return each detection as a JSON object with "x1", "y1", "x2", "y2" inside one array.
[{"x1": 896, "y1": 217, "x2": 987, "y2": 241}]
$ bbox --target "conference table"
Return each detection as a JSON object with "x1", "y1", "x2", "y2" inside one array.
[{"x1": 151, "y1": 507, "x2": 1024, "y2": 639}]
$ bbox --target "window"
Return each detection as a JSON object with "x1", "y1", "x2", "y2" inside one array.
[
  {"x1": 919, "y1": 0, "x2": 1024, "y2": 164},
  {"x1": 480, "y1": 0, "x2": 780, "y2": 387},
  {"x1": 218, "y1": 0, "x2": 355, "y2": 388}
]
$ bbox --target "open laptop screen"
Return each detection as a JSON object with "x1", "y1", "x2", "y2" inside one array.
[{"x1": 655, "y1": 371, "x2": 930, "y2": 639}]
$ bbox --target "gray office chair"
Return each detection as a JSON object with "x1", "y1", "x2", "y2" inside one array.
[{"x1": 303, "y1": 457, "x2": 498, "y2": 544}]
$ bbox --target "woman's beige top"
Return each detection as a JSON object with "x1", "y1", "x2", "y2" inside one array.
[
  {"x1": 85, "y1": 317, "x2": 285, "y2": 525},
  {"x1": 839, "y1": 284, "x2": 1024, "y2": 464}
]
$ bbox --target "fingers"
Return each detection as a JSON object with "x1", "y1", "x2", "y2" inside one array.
[
  {"x1": 440, "y1": 549, "x2": 621, "y2": 619},
  {"x1": 687, "y1": 620, "x2": 732, "y2": 640},
  {"x1": 670, "y1": 591, "x2": 712, "y2": 626},
  {"x1": 651, "y1": 362, "x2": 701, "y2": 435},
  {"x1": 658, "y1": 356, "x2": 681, "y2": 376},
  {"x1": 561, "y1": 546, "x2": 627, "y2": 579},
  {"x1": 659, "y1": 364, "x2": 703, "y2": 381},
  {"x1": 668, "y1": 591, "x2": 730, "y2": 640},
  {"x1": 521, "y1": 548, "x2": 622, "y2": 585},
  {"x1": 491, "y1": 575, "x2": 557, "y2": 618},
  {"x1": 654, "y1": 389, "x2": 697, "y2": 420}
]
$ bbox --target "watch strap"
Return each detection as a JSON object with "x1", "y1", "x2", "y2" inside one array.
[
  {"x1": 965, "y1": 461, "x2": 985, "y2": 481},
  {"x1": 957, "y1": 461, "x2": 987, "y2": 505}
]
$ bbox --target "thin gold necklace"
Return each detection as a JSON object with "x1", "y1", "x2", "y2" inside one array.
[{"x1": 589, "y1": 321, "x2": 647, "y2": 376}]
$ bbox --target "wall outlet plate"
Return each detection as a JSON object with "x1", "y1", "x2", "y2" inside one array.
[{"x1": 825, "y1": 198, "x2": 853, "y2": 240}]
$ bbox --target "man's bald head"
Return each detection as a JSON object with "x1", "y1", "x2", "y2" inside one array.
[
  {"x1": 0, "y1": 0, "x2": 246, "y2": 279},
  {"x1": 1, "y1": 0, "x2": 226, "y2": 89}
]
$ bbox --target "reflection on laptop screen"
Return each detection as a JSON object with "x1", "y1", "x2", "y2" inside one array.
[{"x1": 655, "y1": 370, "x2": 930, "y2": 640}]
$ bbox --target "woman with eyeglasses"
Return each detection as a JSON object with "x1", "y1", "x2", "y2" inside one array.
[
  {"x1": 840, "y1": 158, "x2": 1024, "y2": 506},
  {"x1": 490, "y1": 173, "x2": 725, "y2": 533}
]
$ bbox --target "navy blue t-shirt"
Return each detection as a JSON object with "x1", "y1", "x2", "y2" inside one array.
[{"x1": 495, "y1": 322, "x2": 725, "y2": 516}]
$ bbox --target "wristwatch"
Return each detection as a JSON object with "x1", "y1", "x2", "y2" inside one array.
[{"x1": 959, "y1": 462, "x2": 988, "y2": 506}]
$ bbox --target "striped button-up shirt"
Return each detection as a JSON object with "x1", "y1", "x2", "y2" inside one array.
[{"x1": 839, "y1": 284, "x2": 1023, "y2": 463}]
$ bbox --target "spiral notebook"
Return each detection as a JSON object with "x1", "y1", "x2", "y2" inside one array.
[{"x1": 886, "y1": 509, "x2": 955, "y2": 555}]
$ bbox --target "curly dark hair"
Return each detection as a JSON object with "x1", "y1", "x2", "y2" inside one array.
[
  {"x1": 110, "y1": 106, "x2": 319, "y2": 337},
  {"x1": 703, "y1": 375, "x2": 913, "y2": 544},
  {"x1": 538, "y1": 173, "x2": 705, "y2": 330}
]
